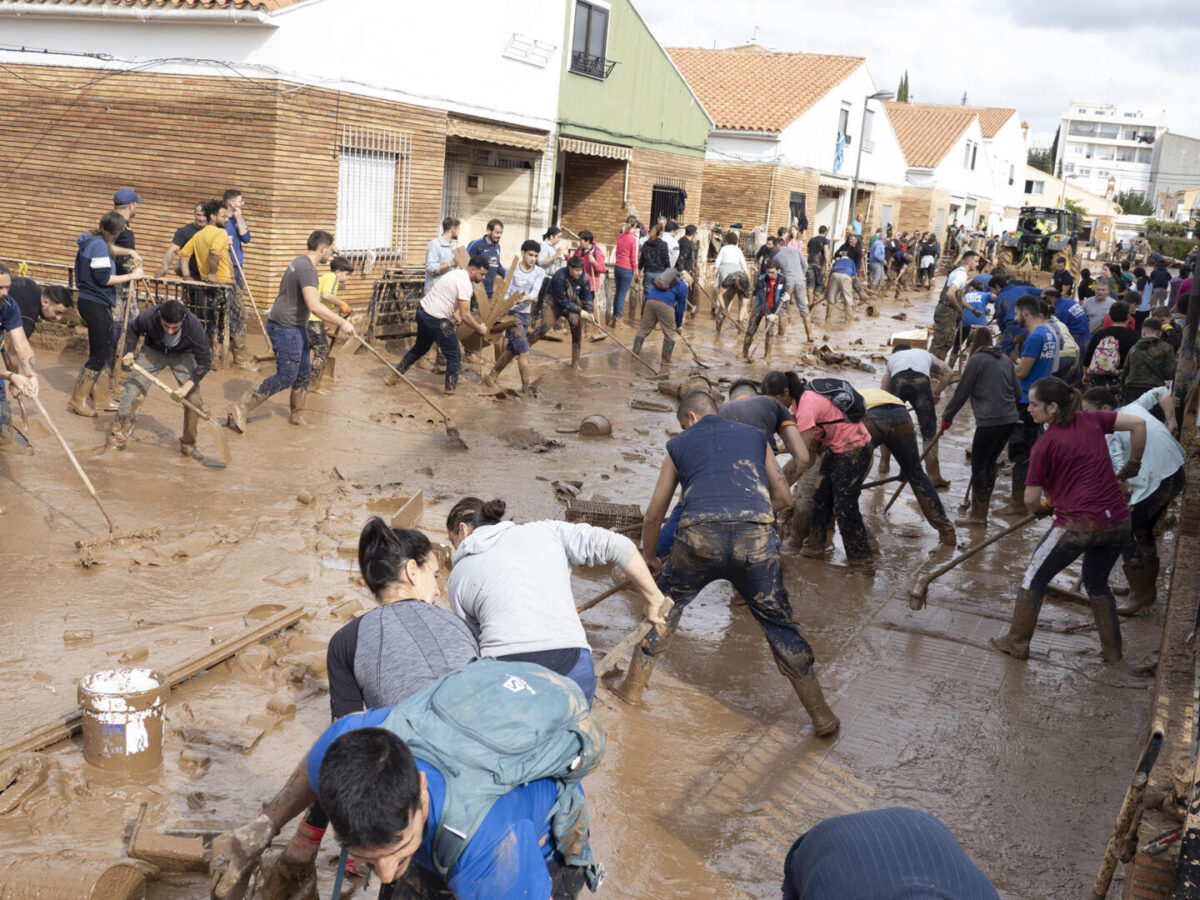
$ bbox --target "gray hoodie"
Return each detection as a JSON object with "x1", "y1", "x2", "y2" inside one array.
[
  {"x1": 942, "y1": 346, "x2": 1021, "y2": 427},
  {"x1": 448, "y1": 520, "x2": 637, "y2": 656}
]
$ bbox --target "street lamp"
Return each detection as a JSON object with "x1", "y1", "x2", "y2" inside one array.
[{"x1": 848, "y1": 90, "x2": 895, "y2": 236}]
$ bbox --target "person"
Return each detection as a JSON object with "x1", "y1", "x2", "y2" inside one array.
[
  {"x1": 919, "y1": 232, "x2": 941, "y2": 288},
  {"x1": 786, "y1": 224, "x2": 804, "y2": 251},
  {"x1": 0, "y1": 265, "x2": 41, "y2": 452},
  {"x1": 611, "y1": 390, "x2": 840, "y2": 737},
  {"x1": 989, "y1": 377, "x2": 1144, "y2": 665},
  {"x1": 109, "y1": 188, "x2": 144, "y2": 359},
  {"x1": 446, "y1": 497, "x2": 666, "y2": 707},
  {"x1": 156, "y1": 201, "x2": 205, "y2": 278},
  {"x1": 1051, "y1": 256, "x2": 1074, "y2": 299},
  {"x1": 676, "y1": 224, "x2": 697, "y2": 278},
  {"x1": 7, "y1": 276, "x2": 72, "y2": 337},
  {"x1": 869, "y1": 235, "x2": 886, "y2": 288},
  {"x1": 1169, "y1": 265, "x2": 1189, "y2": 306},
  {"x1": 996, "y1": 295, "x2": 1058, "y2": 516},
  {"x1": 1082, "y1": 387, "x2": 1185, "y2": 612},
  {"x1": 1083, "y1": 300, "x2": 1138, "y2": 392},
  {"x1": 274, "y1": 518, "x2": 479, "y2": 897},
  {"x1": 222, "y1": 188, "x2": 252, "y2": 361},
  {"x1": 763, "y1": 372, "x2": 874, "y2": 568},
  {"x1": 958, "y1": 279, "x2": 993, "y2": 354},
  {"x1": 106, "y1": 299, "x2": 212, "y2": 457},
  {"x1": 1122, "y1": 318, "x2": 1176, "y2": 406},
  {"x1": 930, "y1": 251, "x2": 979, "y2": 360},
  {"x1": 1131, "y1": 266, "x2": 1153, "y2": 331},
  {"x1": 425, "y1": 217, "x2": 460, "y2": 292},
  {"x1": 781, "y1": 807, "x2": 998, "y2": 900},
  {"x1": 226, "y1": 231, "x2": 357, "y2": 432},
  {"x1": 712, "y1": 230, "x2": 749, "y2": 334},
  {"x1": 1042, "y1": 294, "x2": 1080, "y2": 384},
  {"x1": 834, "y1": 234, "x2": 862, "y2": 275},
  {"x1": 527, "y1": 256, "x2": 593, "y2": 372},
  {"x1": 859, "y1": 388, "x2": 956, "y2": 544},
  {"x1": 940, "y1": 328, "x2": 1021, "y2": 527},
  {"x1": 806, "y1": 226, "x2": 830, "y2": 296},
  {"x1": 483, "y1": 240, "x2": 546, "y2": 391},
  {"x1": 1052, "y1": 286, "x2": 1091, "y2": 352},
  {"x1": 825, "y1": 250, "x2": 856, "y2": 324},
  {"x1": 993, "y1": 274, "x2": 1038, "y2": 356},
  {"x1": 633, "y1": 268, "x2": 688, "y2": 372},
  {"x1": 69, "y1": 212, "x2": 144, "y2": 418},
  {"x1": 570, "y1": 231, "x2": 606, "y2": 322},
  {"x1": 851, "y1": 213, "x2": 863, "y2": 238},
  {"x1": 1078, "y1": 268, "x2": 1095, "y2": 302},
  {"x1": 879, "y1": 344, "x2": 953, "y2": 488},
  {"x1": 662, "y1": 220, "x2": 680, "y2": 268},
  {"x1": 1149, "y1": 258, "x2": 1171, "y2": 306},
  {"x1": 770, "y1": 235, "x2": 812, "y2": 342},
  {"x1": 1082, "y1": 277, "x2": 1115, "y2": 333},
  {"x1": 639, "y1": 224, "x2": 672, "y2": 288},
  {"x1": 716, "y1": 386, "x2": 809, "y2": 484},
  {"x1": 611, "y1": 220, "x2": 638, "y2": 326},
  {"x1": 208, "y1": 664, "x2": 602, "y2": 900},
  {"x1": 179, "y1": 199, "x2": 244, "y2": 365},
  {"x1": 743, "y1": 258, "x2": 787, "y2": 361},
  {"x1": 538, "y1": 226, "x2": 563, "y2": 277},
  {"x1": 1155, "y1": 305, "x2": 1182, "y2": 352},
  {"x1": 465, "y1": 219, "x2": 506, "y2": 300},
  {"x1": 309, "y1": 256, "x2": 356, "y2": 390}
]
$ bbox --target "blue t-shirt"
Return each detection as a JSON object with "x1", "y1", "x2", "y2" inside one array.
[
  {"x1": 466, "y1": 237, "x2": 507, "y2": 297},
  {"x1": 971, "y1": 273, "x2": 992, "y2": 288},
  {"x1": 307, "y1": 709, "x2": 567, "y2": 900},
  {"x1": 74, "y1": 233, "x2": 116, "y2": 308},
  {"x1": 830, "y1": 257, "x2": 857, "y2": 277},
  {"x1": 961, "y1": 291, "x2": 989, "y2": 328},
  {"x1": 1019, "y1": 324, "x2": 1058, "y2": 402},
  {"x1": 1054, "y1": 297, "x2": 1092, "y2": 346},
  {"x1": 666, "y1": 415, "x2": 773, "y2": 529},
  {"x1": 225, "y1": 217, "x2": 250, "y2": 283},
  {"x1": 994, "y1": 284, "x2": 1040, "y2": 355},
  {"x1": 1, "y1": 297, "x2": 22, "y2": 335}
]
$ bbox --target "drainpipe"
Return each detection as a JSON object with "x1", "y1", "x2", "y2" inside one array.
[
  {"x1": 0, "y1": 3, "x2": 275, "y2": 26},
  {"x1": 765, "y1": 160, "x2": 778, "y2": 229}
]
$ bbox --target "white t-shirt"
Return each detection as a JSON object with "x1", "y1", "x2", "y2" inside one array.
[
  {"x1": 420, "y1": 268, "x2": 473, "y2": 320},
  {"x1": 1108, "y1": 387, "x2": 1185, "y2": 505},
  {"x1": 885, "y1": 348, "x2": 935, "y2": 378},
  {"x1": 663, "y1": 232, "x2": 680, "y2": 267},
  {"x1": 505, "y1": 264, "x2": 546, "y2": 315},
  {"x1": 715, "y1": 245, "x2": 748, "y2": 283},
  {"x1": 945, "y1": 267, "x2": 969, "y2": 292}
]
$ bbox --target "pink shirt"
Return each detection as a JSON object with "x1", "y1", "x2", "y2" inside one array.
[
  {"x1": 791, "y1": 392, "x2": 871, "y2": 453},
  {"x1": 1027, "y1": 410, "x2": 1129, "y2": 529},
  {"x1": 616, "y1": 231, "x2": 638, "y2": 270},
  {"x1": 572, "y1": 245, "x2": 607, "y2": 291}
]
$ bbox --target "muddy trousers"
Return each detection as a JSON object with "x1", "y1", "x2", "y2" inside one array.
[
  {"x1": 929, "y1": 299, "x2": 958, "y2": 361},
  {"x1": 1022, "y1": 519, "x2": 1131, "y2": 635},
  {"x1": 1007, "y1": 404, "x2": 1043, "y2": 494},
  {"x1": 528, "y1": 295, "x2": 583, "y2": 351},
  {"x1": 636, "y1": 522, "x2": 815, "y2": 679},
  {"x1": 114, "y1": 346, "x2": 205, "y2": 446},
  {"x1": 78, "y1": 297, "x2": 115, "y2": 372},
  {"x1": 888, "y1": 370, "x2": 938, "y2": 444},
  {"x1": 808, "y1": 444, "x2": 874, "y2": 560},
  {"x1": 1124, "y1": 466, "x2": 1185, "y2": 573},
  {"x1": 970, "y1": 422, "x2": 1016, "y2": 505},
  {"x1": 254, "y1": 321, "x2": 312, "y2": 397},
  {"x1": 398, "y1": 308, "x2": 461, "y2": 392},
  {"x1": 307, "y1": 320, "x2": 331, "y2": 381},
  {"x1": 636, "y1": 298, "x2": 679, "y2": 342},
  {"x1": 865, "y1": 405, "x2": 949, "y2": 527}
]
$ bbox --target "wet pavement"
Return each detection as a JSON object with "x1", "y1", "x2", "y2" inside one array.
[{"x1": 0, "y1": 284, "x2": 1158, "y2": 898}]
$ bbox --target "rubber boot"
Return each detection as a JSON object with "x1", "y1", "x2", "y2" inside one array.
[
  {"x1": 0, "y1": 429, "x2": 32, "y2": 456},
  {"x1": 764, "y1": 335, "x2": 773, "y2": 361},
  {"x1": 226, "y1": 388, "x2": 268, "y2": 434},
  {"x1": 570, "y1": 342, "x2": 582, "y2": 372},
  {"x1": 289, "y1": 387, "x2": 308, "y2": 426},
  {"x1": 955, "y1": 497, "x2": 989, "y2": 527},
  {"x1": 988, "y1": 589, "x2": 1040, "y2": 660},
  {"x1": 925, "y1": 441, "x2": 950, "y2": 490},
  {"x1": 91, "y1": 370, "x2": 119, "y2": 413},
  {"x1": 444, "y1": 370, "x2": 459, "y2": 395},
  {"x1": 611, "y1": 648, "x2": 659, "y2": 706},
  {"x1": 877, "y1": 445, "x2": 891, "y2": 475},
  {"x1": 517, "y1": 356, "x2": 532, "y2": 392},
  {"x1": 606, "y1": 311, "x2": 616, "y2": 328},
  {"x1": 995, "y1": 486, "x2": 1027, "y2": 517},
  {"x1": 913, "y1": 488, "x2": 957, "y2": 546},
  {"x1": 1119, "y1": 558, "x2": 1159, "y2": 613},
  {"x1": 483, "y1": 349, "x2": 514, "y2": 388},
  {"x1": 801, "y1": 313, "x2": 813, "y2": 342},
  {"x1": 799, "y1": 527, "x2": 831, "y2": 558},
  {"x1": 788, "y1": 672, "x2": 840, "y2": 737},
  {"x1": 67, "y1": 367, "x2": 100, "y2": 418},
  {"x1": 1089, "y1": 593, "x2": 1123, "y2": 664},
  {"x1": 231, "y1": 334, "x2": 258, "y2": 371},
  {"x1": 632, "y1": 335, "x2": 645, "y2": 356},
  {"x1": 659, "y1": 340, "x2": 675, "y2": 373}
]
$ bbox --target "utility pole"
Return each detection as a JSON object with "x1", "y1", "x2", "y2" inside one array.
[{"x1": 847, "y1": 90, "x2": 894, "y2": 237}]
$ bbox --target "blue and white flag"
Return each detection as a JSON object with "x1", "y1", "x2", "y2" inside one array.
[{"x1": 833, "y1": 133, "x2": 846, "y2": 174}]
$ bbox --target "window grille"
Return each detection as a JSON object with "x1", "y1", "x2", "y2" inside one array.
[{"x1": 336, "y1": 124, "x2": 412, "y2": 265}]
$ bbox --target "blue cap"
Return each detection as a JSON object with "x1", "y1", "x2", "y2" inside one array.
[{"x1": 113, "y1": 188, "x2": 144, "y2": 206}]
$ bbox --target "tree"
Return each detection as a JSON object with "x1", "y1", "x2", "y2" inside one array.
[
  {"x1": 1048, "y1": 126, "x2": 1059, "y2": 173},
  {"x1": 896, "y1": 71, "x2": 909, "y2": 102},
  {"x1": 1114, "y1": 190, "x2": 1154, "y2": 216},
  {"x1": 1062, "y1": 198, "x2": 1087, "y2": 223},
  {"x1": 1028, "y1": 147, "x2": 1052, "y2": 174}
]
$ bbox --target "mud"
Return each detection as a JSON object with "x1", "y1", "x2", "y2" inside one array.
[{"x1": 0, "y1": 284, "x2": 1159, "y2": 897}]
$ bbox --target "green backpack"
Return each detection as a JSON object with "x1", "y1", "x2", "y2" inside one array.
[{"x1": 379, "y1": 658, "x2": 606, "y2": 888}]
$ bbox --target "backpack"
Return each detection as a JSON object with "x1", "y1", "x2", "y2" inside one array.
[
  {"x1": 378, "y1": 659, "x2": 606, "y2": 887},
  {"x1": 1088, "y1": 335, "x2": 1121, "y2": 376},
  {"x1": 806, "y1": 377, "x2": 867, "y2": 424}
]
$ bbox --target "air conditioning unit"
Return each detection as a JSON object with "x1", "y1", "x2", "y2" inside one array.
[{"x1": 466, "y1": 174, "x2": 483, "y2": 193}]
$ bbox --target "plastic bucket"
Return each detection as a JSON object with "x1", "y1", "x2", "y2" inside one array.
[{"x1": 77, "y1": 668, "x2": 167, "y2": 774}]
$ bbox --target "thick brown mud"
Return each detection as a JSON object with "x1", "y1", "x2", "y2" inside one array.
[{"x1": 0, "y1": 285, "x2": 1156, "y2": 898}]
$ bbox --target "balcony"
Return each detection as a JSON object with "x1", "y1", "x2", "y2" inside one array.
[{"x1": 570, "y1": 51, "x2": 617, "y2": 80}]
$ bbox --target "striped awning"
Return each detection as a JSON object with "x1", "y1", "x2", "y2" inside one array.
[
  {"x1": 818, "y1": 174, "x2": 851, "y2": 189},
  {"x1": 447, "y1": 116, "x2": 547, "y2": 152},
  {"x1": 558, "y1": 136, "x2": 633, "y2": 161}
]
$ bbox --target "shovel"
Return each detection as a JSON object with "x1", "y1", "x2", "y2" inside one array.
[
  {"x1": 883, "y1": 429, "x2": 944, "y2": 514},
  {"x1": 353, "y1": 334, "x2": 468, "y2": 449},
  {"x1": 674, "y1": 331, "x2": 711, "y2": 368},
  {"x1": 131, "y1": 363, "x2": 231, "y2": 464},
  {"x1": 908, "y1": 514, "x2": 1037, "y2": 609},
  {"x1": 583, "y1": 315, "x2": 659, "y2": 376}
]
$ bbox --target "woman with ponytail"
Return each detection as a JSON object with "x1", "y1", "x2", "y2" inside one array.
[
  {"x1": 446, "y1": 497, "x2": 667, "y2": 706},
  {"x1": 990, "y1": 376, "x2": 1146, "y2": 666}
]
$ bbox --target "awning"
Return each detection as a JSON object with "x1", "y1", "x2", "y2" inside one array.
[
  {"x1": 819, "y1": 174, "x2": 851, "y2": 189},
  {"x1": 558, "y1": 136, "x2": 633, "y2": 161},
  {"x1": 447, "y1": 116, "x2": 547, "y2": 152}
]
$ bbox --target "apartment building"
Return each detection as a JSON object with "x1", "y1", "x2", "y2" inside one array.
[{"x1": 1053, "y1": 101, "x2": 1167, "y2": 199}]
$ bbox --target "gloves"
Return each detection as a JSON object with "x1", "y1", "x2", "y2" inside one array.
[
  {"x1": 121, "y1": 353, "x2": 135, "y2": 371},
  {"x1": 210, "y1": 813, "x2": 279, "y2": 899},
  {"x1": 338, "y1": 303, "x2": 352, "y2": 315},
  {"x1": 940, "y1": 419, "x2": 952, "y2": 433},
  {"x1": 580, "y1": 310, "x2": 595, "y2": 323},
  {"x1": 255, "y1": 850, "x2": 318, "y2": 900},
  {"x1": 1117, "y1": 458, "x2": 1142, "y2": 481},
  {"x1": 1033, "y1": 502, "x2": 1054, "y2": 519}
]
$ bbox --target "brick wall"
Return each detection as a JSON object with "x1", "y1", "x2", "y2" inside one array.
[
  {"x1": 766, "y1": 167, "x2": 821, "y2": 236},
  {"x1": 559, "y1": 154, "x2": 626, "y2": 247},
  {"x1": 626, "y1": 147, "x2": 705, "y2": 242},
  {"x1": 699, "y1": 161, "x2": 772, "y2": 230}
]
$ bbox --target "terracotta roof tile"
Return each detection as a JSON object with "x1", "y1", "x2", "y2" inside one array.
[
  {"x1": 0, "y1": 0, "x2": 302, "y2": 12},
  {"x1": 668, "y1": 45, "x2": 864, "y2": 133},
  {"x1": 884, "y1": 102, "x2": 977, "y2": 168},
  {"x1": 966, "y1": 106, "x2": 1017, "y2": 139}
]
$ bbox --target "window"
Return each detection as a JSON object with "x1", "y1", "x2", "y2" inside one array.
[
  {"x1": 1124, "y1": 128, "x2": 1138, "y2": 141},
  {"x1": 1064, "y1": 163, "x2": 1075, "y2": 174},
  {"x1": 1137, "y1": 149, "x2": 1152, "y2": 164},
  {"x1": 1072, "y1": 143, "x2": 1085, "y2": 156},
  {"x1": 1098, "y1": 123, "x2": 1119, "y2": 138},
  {"x1": 1078, "y1": 167, "x2": 1091, "y2": 176},
  {"x1": 1118, "y1": 147, "x2": 1136, "y2": 162},
  {"x1": 838, "y1": 106, "x2": 850, "y2": 138},
  {"x1": 880, "y1": 203, "x2": 893, "y2": 233},
  {"x1": 336, "y1": 125, "x2": 411, "y2": 259},
  {"x1": 862, "y1": 108, "x2": 875, "y2": 151},
  {"x1": 1085, "y1": 143, "x2": 1095, "y2": 158},
  {"x1": 1024, "y1": 180, "x2": 1044, "y2": 195},
  {"x1": 649, "y1": 178, "x2": 686, "y2": 222},
  {"x1": 1096, "y1": 145, "x2": 1115, "y2": 161},
  {"x1": 970, "y1": 143, "x2": 977, "y2": 170},
  {"x1": 1069, "y1": 121, "x2": 1096, "y2": 137},
  {"x1": 1009, "y1": 164, "x2": 1015, "y2": 186},
  {"x1": 1097, "y1": 169, "x2": 1110, "y2": 177},
  {"x1": 570, "y1": 1, "x2": 614, "y2": 79},
  {"x1": 963, "y1": 140, "x2": 973, "y2": 168},
  {"x1": 789, "y1": 191, "x2": 807, "y2": 229}
]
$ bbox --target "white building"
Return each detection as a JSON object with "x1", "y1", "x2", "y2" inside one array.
[
  {"x1": 967, "y1": 108, "x2": 1029, "y2": 229},
  {"x1": 1053, "y1": 101, "x2": 1168, "y2": 200}
]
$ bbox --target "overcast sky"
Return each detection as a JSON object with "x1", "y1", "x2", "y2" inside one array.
[{"x1": 640, "y1": 0, "x2": 1200, "y2": 146}]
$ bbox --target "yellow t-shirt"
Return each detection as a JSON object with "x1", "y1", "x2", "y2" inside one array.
[
  {"x1": 309, "y1": 272, "x2": 340, "y2": 322},
  {"x1": 859, "y1": 387, "x2": 904, "y2": 410},
  {"x1": 181, "y1": 225, "x2": 233, "y2": 283}
]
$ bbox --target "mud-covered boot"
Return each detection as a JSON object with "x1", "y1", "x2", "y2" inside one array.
[
  {"x1": 1119, "y1": 558, "x2": 1159, "y2": 614},
  {"x1": 995, "y1": 486, "x2": 1028, "y2": 517},
  {"x1": 0, "y1": 429, "x2": 32, "y2": 456},
  {"x1": 226, "y1": 389, "x2": 268, "y2": 434},
  {"x1": 632, "y1": 335, "x2": 645, "y2": 357},
  {"x1": 659, "y1": 340, "x2": 675, "y2": 373},
  {"x1": 877, "y1": 445, "x2": 891, "y2": 475},
  {"x1": 444, "y1": 371, "x2": 459, "y2": 396},
  {"x1": 610, "y1": 648, "x2": 659, "y2": 706},
  {"x1": 764, "y1": 335, "x2": 773, "y2": 361},
  {"x1": 91, "y1": 370, "x2": 119, "y2": 413},
  {"x1": 570, "y1": 343, "x2": 582, "y2": 372},
  {"x1": 955, "y1": 497, "x2": 990, "y2": 527},
  {"x1": 288, "y1": 387, "x2": 308, "y2": 426},
  {"x1": 67, "y1": 367, "x2": 100, "y2": 417},
  {"x1": 1089, "y1": 592, "x2": 1123, "y2": 663},
  {"x1": 788, "y1": 672, "x2": 840, "y2": 737},
  {"x1": 925, "y1": 441, "x2": 950, "y2": 490},
  {"x1": 799, "y1": 527, "x2": 831, "y2": 558},
  {"x1": 606, "y1": 311, "x2": 616, "y2": 328},
  {"x1": 988, "y1": 589, "x2": 1040, "y2": 660},
  {"x1": 801, "y1": 313, "x2": 813, "y2": 342},
  {"x1": 230, "y1": 334, "x2": 258, "y2": 371},
  {"x1": 517, "y1": 356, "x2": 532, "y2": 392}
]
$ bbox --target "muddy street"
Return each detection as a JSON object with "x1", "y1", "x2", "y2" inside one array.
[{"x1": 0, "y1": 285, "x2": 1156, "y2": 898}]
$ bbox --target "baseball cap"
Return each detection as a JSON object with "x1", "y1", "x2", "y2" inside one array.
[{"x1": 113, "y1": 188, "x2": 144, "y2": 205}]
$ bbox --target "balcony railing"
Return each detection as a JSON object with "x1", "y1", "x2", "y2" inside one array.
[{"x1": 570, "y1": 51, "x2": 617, "y2": 80}]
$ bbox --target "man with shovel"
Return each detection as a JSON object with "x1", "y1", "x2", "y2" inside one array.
[
  {"x1": 107, "y1": 299, "x2": 212, "y2": 458},
  {"x1": 0, "y1": 265, "x2": 41, "y2": 453}
]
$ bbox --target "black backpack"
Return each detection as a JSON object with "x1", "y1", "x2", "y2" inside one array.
[{"x1": 806, "y1": 378, "x2": 867, "y2": 425}]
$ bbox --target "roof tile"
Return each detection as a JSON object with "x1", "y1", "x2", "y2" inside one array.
[
  {"x1": 884, "y1": 102, "x2": 978, "y2": 168},
  {"x1": 668, "y1": 45, "x2": 864, "y2": 133},
  {"x1": 0, "y1": 0, "x2": 302, "y2": 12},
  {"x1": 965, "y1": 106, "x2": 1017, "y2": 139}
]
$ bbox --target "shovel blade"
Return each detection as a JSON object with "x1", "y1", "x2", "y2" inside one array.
[{"x1": 207, "y1": 420, "x2": 232, "y2": 465}]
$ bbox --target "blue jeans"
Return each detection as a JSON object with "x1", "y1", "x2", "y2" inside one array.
[
  {"x1": 869, "y1": 261, "x2": 885, "y2": 287},
  {"x1": 257, "y1": 320, "x2": 311, "y2": 396},
  {"x1": 612, "y1": 266, "x2": 635, "y2": 319},
  {"x1": 399, "y1": 307, "x2": 462, "y2": 392}
]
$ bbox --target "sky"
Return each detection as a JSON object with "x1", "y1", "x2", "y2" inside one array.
[{"x1": 639, "y1": 0, "x2": 1200, "y2": 146}]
